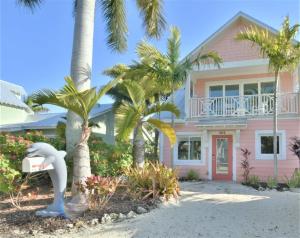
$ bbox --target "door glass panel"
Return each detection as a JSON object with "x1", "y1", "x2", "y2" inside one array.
[
  {"x1": 178, "y1": 138, "x2": 189, "y2": 160},
  {"x1": 225, "y1": 85, "x2": 239, "y2": 96},
  {"x1": 216, "y1": 138, "x2": 228, "y2": 174},
  {"x1": 190, "y1": 137, "x2": 201, "y2": 160},
  {"x1": 209, "y1": 86, "x2": 223, "y2": 97},
  {"x1": 244, "y1": 83, "x2": 258, "y2": 95}
]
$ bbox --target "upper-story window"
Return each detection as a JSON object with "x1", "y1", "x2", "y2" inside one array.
[{"x1": 209, "y1": 85, "x2": 239, "y2": 97}]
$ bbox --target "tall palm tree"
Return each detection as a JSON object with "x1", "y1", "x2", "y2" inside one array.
[
  {"x1": 32, "y1": 76, "x2": 118, "y2": 191},
  {"x1": 114, "y1": 80, "x2": 180, "y2": 168},
  {"x1": 236, "y1": 17, "x2": 300, "y2": 180},
  {"x1": 133, "y1": 27, "x2": 222, "y2": 163},
  {"x1": 18, "y1": 0, "x2": 166, "y2": 179}
]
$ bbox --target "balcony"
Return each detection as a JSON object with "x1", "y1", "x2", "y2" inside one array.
[{"x1": 190, "y1": 93, "x2": 299, "y2": 118}]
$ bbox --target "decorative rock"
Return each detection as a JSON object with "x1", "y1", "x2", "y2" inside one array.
[
  {"x1": 109, "y1": 213, "x2": 119, "y2": 220},
  {"x1": 126, "y1": 211, "x2": 137, "y2": 219},
  {"x1": 75, "y1": 221, "x2": 85, "y2": 228},
  {"x1": 136, "y1": 206, "x2": 147, "y2": 214},
  {"x1": 66, "y1": 223, "x2": 74, "y2": 228},
  {"x1": 118, "y1": 213, "x2": 126, "y2": 221},
  {"x1": 101, "y1": 213, "x2": 112, "y2": 223},
  {"x1": 91, "y1": 218, "x2": 99, "y2": 225},
  {"x1": 29, "y1": 229, "x2": 38, "y2": 235},
  {"x1": 258, "y1": 186, "x2": 264, "y2": 191}
]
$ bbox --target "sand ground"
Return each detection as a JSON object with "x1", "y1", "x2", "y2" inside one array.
[{"x1": 44, "y1": 181, "x2": 300, "y2": 238}]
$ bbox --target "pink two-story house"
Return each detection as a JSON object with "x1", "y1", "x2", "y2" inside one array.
[{"x1": 159, "y1": 12, "x2": 300, "y2": 182}]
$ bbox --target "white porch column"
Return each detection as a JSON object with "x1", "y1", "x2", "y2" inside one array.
[{"x1": 185, "y1": 74, "x2": 191, "y2": 119}]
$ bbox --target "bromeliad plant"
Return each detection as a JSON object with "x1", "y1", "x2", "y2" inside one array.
[
  {"x1": 125, "y1": 162, "x2": 180, "y2": 201},
  {"x1": 236, "y1": 17, "x2": 300, "y2": 180},
  {"x1": 32, "y1": 76, "x2": 118, "y2": 192},
  {"x1": 114, "y1": 80, "x2": 180, "y2": 168},
  {"x1": 77, "y1": 175, "x2": 120, "y2": 210},
  {"x1": 290, "y1": 137, "x2": 300, "y2": 168},
  {"x1": 240, "y1": 148, "x2": 253, "y2": 184}
]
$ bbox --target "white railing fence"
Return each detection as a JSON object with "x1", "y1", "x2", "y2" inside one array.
[{"x1": 190, "y1": 93, "x2": 299, "y2": 118}]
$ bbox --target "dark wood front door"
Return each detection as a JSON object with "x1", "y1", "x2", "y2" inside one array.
[{"x1": 212, "y1": 135, "x2": 233, "y2": 180}]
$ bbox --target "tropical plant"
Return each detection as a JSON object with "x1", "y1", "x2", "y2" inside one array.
[
  {"x1": 266, "y1": 176, "x2": 277, "y2": 189},
  {"x1": 114, "y1": 80, "x2": 180, "y2": 168},
  {"x1": 125, "y1": 162, "x2": 180, "y2": 200},
  {"x1": 186, "y1": 170, "x2": 200, "y2": 181},
  {"x1": 248, "y1": 175, "x2": 260, "y2": 187},
  {"x1": 290, "y1": 136, "x2": 300, "y2": 168},
  {"x1": 236, "y1": 17, "x2": 300, "y2": 180},
  {"x1": 240, "y1": 148, "x2": 253, "y2": 183},
  {"x1": 286, "y1": 170, "x2": 300, "y2": 188},
  {"x1": 32, "y1": 76, "x2": 118, "y2": 192},
  {"x1": 19, "y1": 0, "x2": 166, "y2": 180},
  {"x1": 105, "y1": 27, "x2": 222, "y2": 159},
  {"x1": 133, "y1": 26, "x2": 222, "y2": 162},
  {"x1": 77, "y1": 175, "x2": 120, "y2": 209},
  {"x1": 25, "y1": 95, "x2": 49, "y2": 112}
]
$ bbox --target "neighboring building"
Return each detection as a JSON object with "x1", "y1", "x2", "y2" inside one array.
[
  {"x1": 0, "y1": 80, "x2": 115, "y2": 144},
  {"x1": 0, "y1": 80, "x2": 34, "y2": 124},
  {"x1": 159, "y1": 12, "x2": 300, "y2": 182}
]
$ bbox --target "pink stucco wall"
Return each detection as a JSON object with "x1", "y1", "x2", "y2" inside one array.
[
  {"x1": 203, "y1": 20, "x2": 262, "y2": 62},
  {"x1": 161, "y1": 119, "x2": 300, "y2": 182},
  {"x1": 237, "y1": 119, "x2": 300, "y2": 182}
]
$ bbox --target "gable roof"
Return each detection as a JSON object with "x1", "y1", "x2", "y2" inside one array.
[
  {"x1": 0, "y1": 80, "x2": 32, "y2": 112},
  {"x1": 184, "y1": 11, "x2": 296, "y2": 62}
]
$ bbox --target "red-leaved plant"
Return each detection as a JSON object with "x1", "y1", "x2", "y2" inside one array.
[
  {"x1": 77, "y1": 176, "x2": 120, "y2": 210},
  {"x1": 240, "y1": 148, "x2": 253, "y2": 184},
  {"x1": 290, "y1": 137, "x2": 300, "y2": 169}
]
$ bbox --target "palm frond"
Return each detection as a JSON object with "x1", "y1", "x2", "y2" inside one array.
[
  {"x1": 122, "y1": 80, "x2": 145, "y2": 107},
  {"x1": 167, "y1": 26, "x2": 181, "y2": 66},
  {"x1": 146, "y1": 102, "x2": 180, "y2": 118},
  {"x1": 18, "y1": 0, "x2": 42, "y2": 9},
  {"x1": 194, "y1": 50, "x2": 223, "y2": 68},
  {"x1": 103, "y1": 64, "x2": 129, "y2": 78},
  {"x1": 115, "y1": 102, "x2": 140, "y2": 140},
  {"x1": 147, "y1": 118, "x2": 176, "y2": 146},
  {"x1": 136, "y1": 0, "x2": 166, "y2": 38},
  {"x1": 101, "y1": 0, "x2": 128, "y2": 52}
]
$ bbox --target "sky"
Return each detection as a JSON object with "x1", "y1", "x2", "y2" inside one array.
[{"x1": 1, "y1": 0, "x2": 299, "y2": 112}]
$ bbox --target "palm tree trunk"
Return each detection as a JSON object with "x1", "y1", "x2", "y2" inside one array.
[
  {"x1": 273, "y1": 70, "x2": 279, "y2": 180},
  {"x1": 66, "y1": 0, "x2": 96, "y2": 181},
  {"x1": 154, "y1": 129, "x2": 159, "y2": 159},
  {"x1": 133, "y1": 125, "x2": 145, "y2": 168},
  {"x1": 72, "y1": 122, "x2": 92, "y2": 194},
  {"x1": 170, "y1": 89, "x2": 175, "y2": 168}
]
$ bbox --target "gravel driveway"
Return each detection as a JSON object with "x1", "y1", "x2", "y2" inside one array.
[{"x1": 54, "y1": 182, "x2": 300, "y2": 238}]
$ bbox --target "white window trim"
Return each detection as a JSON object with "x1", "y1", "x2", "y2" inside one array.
[
  {"x1": 173, "y1": 133, "x2": 205, "y2": 165},
  {"x1": 255, "y1": 130, "x2": 286, "y2": 160}
]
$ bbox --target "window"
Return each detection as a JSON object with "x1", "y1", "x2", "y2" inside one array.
[
  {"x1": 255, "y1": 131, "x2": 286, "y2": 160},
  {"x1": 225, "y1": 85, "x2": 239, "y2": 96},
  {"x1": 175, "y1": 136, "x2": 203, "y2": 164},
  {"x1": 209, "y1": 86, "x2": 223, "y2": 97},
  {"x1": 261, "y1": 136, "x2": 279, "y2": 154},
  {"x1": 244, "y1": 83, "x2": 258, "y2": 95},
  {"x1": 261, "y1": 82, "x2": 275, "y2": 94}
]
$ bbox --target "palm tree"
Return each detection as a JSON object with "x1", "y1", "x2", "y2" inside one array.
[
  {"x1": 18, "y1": 0, "x2": 166, "y2": 179},
  {"x1": 25, "y1": 95, "x2": 49, "y2": 112},
  {"x1": 32, "y1": 76, "x2": 118, "y2": 191},
  {"x1": 132, "y1": 26, "x2": 222, "y2": 163},
  {"x1": 114, "y1": 80, "x2": 180, "y2": 168},
  {"x1": 236, "y1": 17, "x2": 300, "y2": 180}
]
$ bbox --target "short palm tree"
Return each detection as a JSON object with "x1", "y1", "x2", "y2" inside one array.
[
  {"x1": 32, "y1": 76, "x2": 118, "y2": 191},
  {"x1": 19, "y1": 0, "x2": 166, "y2": 179},
  {"x1": 133, "y1": 26, "x2": 222, "y2": 163},
  {"x1": 236, "y1": 17, "x2": 300, "y2": 180},
  {"x1": 115, "y1": 80, "x2": 180, "y2": 168}
]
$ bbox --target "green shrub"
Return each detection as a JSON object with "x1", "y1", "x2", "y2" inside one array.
[
  {"x1": 125, "y1": 162, "x2": 180, "y2": 201},
  {"x1": 89, "y1": 136, "x2": 133, "y2": 176},
  {"x1": 248, "y1": 175, "x2": 260, "y2": 186},
  {"x1": 77, "y1": 175, "x2": 120, "y2": 209},
  {"x1": 186, "y1": 170, "x2": 199, "y2": 181},
  {"x1": 287, "y1": 170, "x2": 300, "y2": 188},
  {"x1": 266, "y1": 177, "x2": 277, "y2": 189}
]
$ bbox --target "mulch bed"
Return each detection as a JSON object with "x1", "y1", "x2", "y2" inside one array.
[
  {"x1": 0, "y1": 185, "x2": 158, "y2": 237},
  {"x1": 242, "y1": 182, "x2": 290, "y2": 191}
]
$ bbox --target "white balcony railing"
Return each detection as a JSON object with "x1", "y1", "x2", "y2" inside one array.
[{"x1": 190, "y1": 93, "x2": 299, "y2": 118}]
